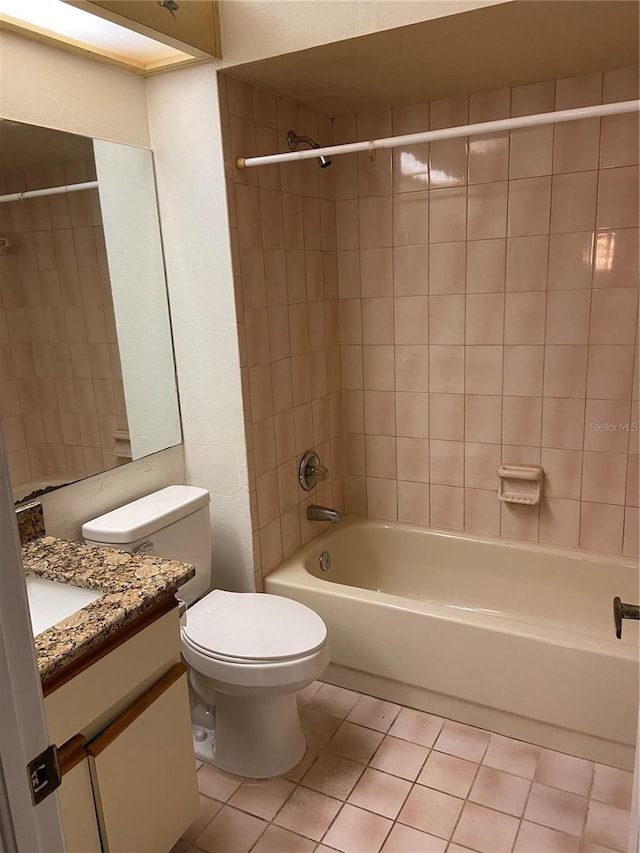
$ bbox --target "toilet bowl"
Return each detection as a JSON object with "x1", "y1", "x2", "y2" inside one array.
[
  {"x1": 182, "y1": 589, "x2": 329, "y2": 777},
  {"x1": 82, "y1": 486, "x2": 330, "y2": 779}
]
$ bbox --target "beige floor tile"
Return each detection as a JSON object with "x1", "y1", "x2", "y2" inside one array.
[
  {"x1": 524, "y1": 782, "x2": 587, "y2": 837},
  {"x1": 284, "y1": 748, "x2": 319, "y2": 783},
  {"x1": 322, "y1": 803, "x2": 392, "y2": 853},
  {"x1": 370, "y1": 735, "x2": 430, "y2": 781},
  {"x1": 193, "y1": 805, "x2": 267, "y2": 853},
  {"x1": 227, "y1": 777, "x2": 295, "y2": 820},
  {"x1": 482, "y1": 733, "x2": 541, "y2": 779},
  {"x1": 195, "y1": 681, "x2": 628, "y2": 853},
  {"x1": 581, "y1": 841, "x2": 622, "y2": 853},
  {"x1": 346, "y1": 694, "x2": 402, "y2": 732},
  {"x1": 273, "y1": 786, "x2": 341, "y2": 841},
  {"x1": 469, "y1": 765, "x2": 531, "y2": 817},
  {"x1": 300, "y1": 707, "x2": 342, "y2": 749},
  {"x1": 347, "y1": 767, "x2": 412, "y2": 819},
  {"x1": 584, "y1": 800, "x2": 631, "y2": 852},
  {"x1": 380, "y1": 822, "x2": 448, "y2": 852},
  {"x1": 296, "y1": 681, "x2": 322, "y2": 708},
  {"x1": 327, "y1": 720, "x2": 385, "y2": 763},
  {"x1": 535, "y1": 749, "x2": 593, "y2": 796},
  {"x1": 418, "y1": 750, "x2": 478, "y2": 798},
  {"x1": 591, "y1": 764, "x2": 634, "y2": 810},
  {"x1": 305, "y1": 682, "x2": 360, "y2": 718},
  {"x1": 301, "y1": 751, "x2": 365, "y2": 799},
  {"x1": 388, "y1": 707, "x2": 444, "y2": 747},
  {"x1": 397, "y1": 783, "x2": 464, "y2": 839},
  {"x1": 434, "y1": 720, "x2": 491, "y2": 763},
  {"x1": 181, "y1": 795, "x2": 224, "y2": 843},
  {"x1": 250, "y1": 824, "x2": 315, "y2": 853},
  {"x1": 513, "y1": 819, "x2": 580, "y2": 852},
  {"x1": 197, "y1": 764, "x2": 243, "y2": 802},
  {"x1": 452, "y1": 801, "x2": 520, "y2": 853}
]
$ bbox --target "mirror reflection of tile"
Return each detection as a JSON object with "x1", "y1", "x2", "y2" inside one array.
[{"x1": 0, "y1": 121, "x2": 181, "y2": 502}]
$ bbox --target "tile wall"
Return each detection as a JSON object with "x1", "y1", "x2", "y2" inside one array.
[
  {"x1": 0, "y1": 160, "x2": 128, "y2": 495},
  {"x1": 222, "y1": 67, "x2": 639, "y2": 576},
  {"x1": 335, "y1": 67, "x2": 639, "y2": 558},
  {"x1": 218, "y1": 76, "x2": 344, "y2": 588}
]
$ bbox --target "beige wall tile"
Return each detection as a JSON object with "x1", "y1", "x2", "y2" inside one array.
[
  {"x1": 505, "y1": 236, "x2": 549, "y2": 292},
  {"x1": 429, "y1": 242, "x2": 466, "y2": 295},
  {"x1": 398, "y1": 480, "x2": 430, "y2": 525},
  {"x1": 430, "y1": 484, "x2": 464, "y2": 530},
  {"x1": 466, "y1": 239, "x2": 506, "y2": 293}
]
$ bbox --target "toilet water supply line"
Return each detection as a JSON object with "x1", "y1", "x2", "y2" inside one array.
[{"x1": 235, "y1": 99, "x2": 640, "y2": 169}]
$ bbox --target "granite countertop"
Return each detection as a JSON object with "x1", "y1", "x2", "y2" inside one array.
[{"x1": 23, "y1": 536, "x2": 195, "y2": 683}]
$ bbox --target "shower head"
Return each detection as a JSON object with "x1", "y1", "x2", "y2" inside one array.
[{"x1": 287, "y1": 130, "x2": 332, "y2": 168}]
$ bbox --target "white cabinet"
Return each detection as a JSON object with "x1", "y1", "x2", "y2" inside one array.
[
  {"x1": 87, "y1": 666, "x2": 197, "y2": 853},
  {"x1": 46, "y1": 601, "x2": 198, "y2": 852},
  {"x1": 57, "y1": 737, "x2": 102, "y2": 853},
  {"x1": 66, "y1": 0, "x2": 222, "y2": 60}
]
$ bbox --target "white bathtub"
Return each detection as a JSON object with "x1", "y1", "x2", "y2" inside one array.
[{"x1": 265, "y1": 518, "x2": 639, "y2": 769}]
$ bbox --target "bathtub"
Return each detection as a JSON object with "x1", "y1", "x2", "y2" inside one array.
[{"x1": 265, "y1": 518, "x2": 639, "y2": 769}]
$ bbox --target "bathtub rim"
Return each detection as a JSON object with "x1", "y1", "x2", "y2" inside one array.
[{"x1": 282, "y1": 514, "x2": 638, "y2": 573}]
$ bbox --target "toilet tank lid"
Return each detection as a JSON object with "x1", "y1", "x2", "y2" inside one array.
[{"x1": 82, "y1": 486, "x2": 210, "y2": 544}]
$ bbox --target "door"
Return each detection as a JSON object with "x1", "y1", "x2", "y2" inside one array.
[
  {"x1": 0, "y1": 430, "x2": 65, "y2": 851},
  {"x1": 629, "y1": 710, "x2": 639, "y2": 853}
]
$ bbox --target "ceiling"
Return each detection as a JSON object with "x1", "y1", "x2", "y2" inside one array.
[
  {"x1": 225, "y1": 1, "x2": 639, "y2": 116},
  {"x1": 0, "y1": 121, "x2": 94, "y2": 173}
]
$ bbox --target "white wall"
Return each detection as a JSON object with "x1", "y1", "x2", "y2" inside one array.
[
  {"x1": 145, "y1": 65, "x2": 254, "y2": 593},
  {"x1": 0, "y1": 32, "x2": 187, "y2": 534},
  {"x1": 217, "y1": 0, "x2": 508, "y2": 67},
  {"x1": 0, "y1": 31, "x2": 149, "y2": 147}
]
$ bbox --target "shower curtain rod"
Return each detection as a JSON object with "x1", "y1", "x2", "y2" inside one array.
[
  {"x1": 236, "y1": 99, "x2": 640, "y2": 169},
  {"x1": 0, "y1": 180, "x2": 98, "y2": 205}
]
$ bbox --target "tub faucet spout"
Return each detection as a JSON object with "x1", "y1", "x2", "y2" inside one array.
[{"x1": 307, "y1": 505, "x2": 342, "y2": 523}]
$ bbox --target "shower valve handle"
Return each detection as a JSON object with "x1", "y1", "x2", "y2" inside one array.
[
  {"x1": 299, "y1": 450, "x2": 330, "y2": 491},
  {"x1": 613, "y1": 596, "x2": 640, "y2": 639},
  {"x1": 310, "y1": 464, "x2": 329, "y2": 481}
]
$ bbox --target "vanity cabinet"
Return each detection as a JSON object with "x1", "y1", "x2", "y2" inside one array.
[
  {"x1": 66, "y1": 0, "x2": 222, "y2": 60},
  {"x1": 45, "y1": 600, "x2": 198, "y2": 852},
  {"x1": 57, "y1": 737, "x2": 102, "y2": 853}
]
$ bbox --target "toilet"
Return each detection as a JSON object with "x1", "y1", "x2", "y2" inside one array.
[{"x1": 82, "y1": 485, "x2": 330, "y2": 779}]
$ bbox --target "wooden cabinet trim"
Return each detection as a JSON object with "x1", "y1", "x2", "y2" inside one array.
[
  {"x1": 58, "y1": 734, "x2": 88, "y2": 776},
  {"x1": 87, "y1": 663, "x2": 186, "y2": 757},
  {"x1": 42, "y1": 595, "x2": 177, "y2": 698}
]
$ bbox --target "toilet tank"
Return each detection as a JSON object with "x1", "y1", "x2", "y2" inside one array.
[{"x1": 82, "y1": 486, "x2": 212, "y2": 606}]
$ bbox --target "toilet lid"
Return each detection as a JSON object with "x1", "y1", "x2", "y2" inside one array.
[{"x1": 182, "y1": 590, "x2": 327, "y2": 662}]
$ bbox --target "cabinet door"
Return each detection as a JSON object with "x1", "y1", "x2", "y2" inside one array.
[
  {"x1": 67, "y1": 1, "x2": 222, "y2": 58},
  {"x1": 87, "y1": 664, "x2": 198, "y2": 853},
  {"x1": 57, "y1": 736, "x2": 102, "y2": 853}
]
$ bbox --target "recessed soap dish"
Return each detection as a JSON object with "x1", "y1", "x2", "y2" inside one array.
[{"x1": 498, "y1": 464, "x2": 543, "y2": 505}]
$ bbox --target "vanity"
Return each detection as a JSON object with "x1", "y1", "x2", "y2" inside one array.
[{"x1": 21, "y1": 510, "x2": 198, "y2": 853}]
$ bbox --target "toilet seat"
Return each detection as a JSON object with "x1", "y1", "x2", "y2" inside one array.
[{"x1": 182, "y1": 589, "x2": 327, "y2": 663}]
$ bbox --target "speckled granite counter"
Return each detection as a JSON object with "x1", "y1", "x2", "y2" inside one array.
[{"x1": 23, "y1": 536, "x2": 195, "y2": 683}]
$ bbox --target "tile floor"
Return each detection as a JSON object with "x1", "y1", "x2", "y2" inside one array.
[{"x1": 172, "y1": 682, "x2": 634, "y2": 853}]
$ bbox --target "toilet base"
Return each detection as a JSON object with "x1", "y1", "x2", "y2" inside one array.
[{"x1": 212, "y1": 691, "x2": 306, "y2": 779}]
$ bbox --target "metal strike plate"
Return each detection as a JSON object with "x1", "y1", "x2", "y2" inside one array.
[{"x1": 27, "y1": 744, "x2": 60, "y2": 805}]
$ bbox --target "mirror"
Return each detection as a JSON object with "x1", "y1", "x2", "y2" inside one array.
[{"x1": 0, "y1": 120, "x2": 182, "y2": 502}]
